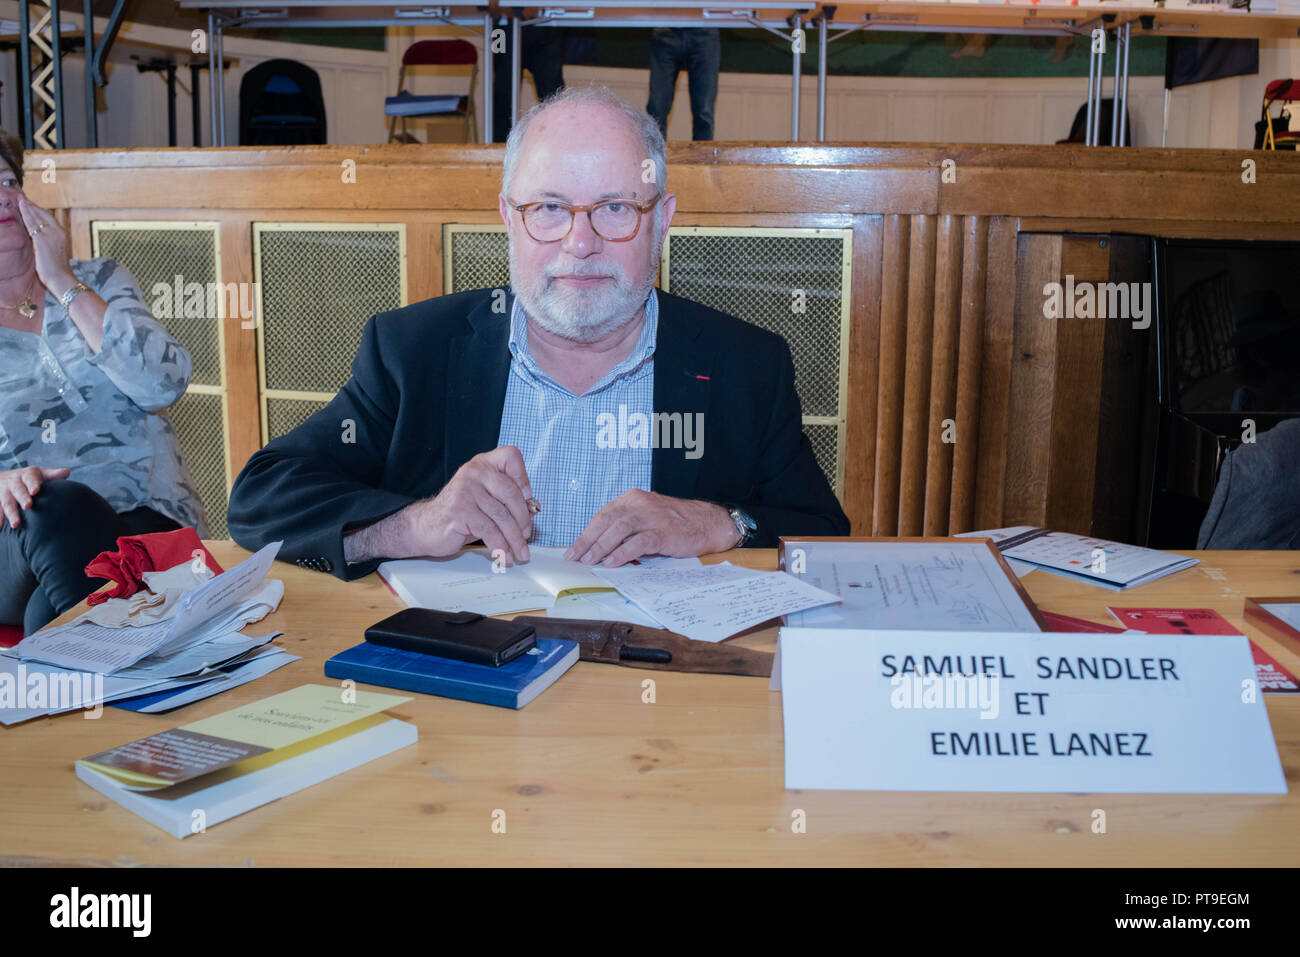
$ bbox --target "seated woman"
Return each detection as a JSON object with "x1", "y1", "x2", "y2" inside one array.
[{"x1": 0, "y1": 132, "x2": 207, "y2": 635}]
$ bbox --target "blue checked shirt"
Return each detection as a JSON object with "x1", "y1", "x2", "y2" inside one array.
[{"x1": 496, "y1": 291, "x2": 658, "y2": 547}]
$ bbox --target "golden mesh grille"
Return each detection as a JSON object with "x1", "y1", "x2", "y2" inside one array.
[
  {"x1": 802, "y1": 423, "x2": 841, "y2": 500},
  {"x1": 91, "y1": 225, "x2": 222, "y2": 387},
  {"x1": 445, "y1": 227, "x2": 509, "y2": 293},
  {"x1": 266, "y1": 398, "x2": 329, "y2": 442},
  {"x1": 166, "y1": 392, "x2": 227, "y2": 539},
  {"x1": 258, "y1": 228, "x2": 404, "y2": 392},
  {"x1": 665, "y1": 232, "x2": 846, "y2": 419}
]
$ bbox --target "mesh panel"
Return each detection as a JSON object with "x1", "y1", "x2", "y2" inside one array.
[
  {"x1": 166, "y1": 392, "x2": 228, "y2": 539},
  {"x1": 267, "y1": 397, "x2": 329, "y2": 442},
  {"x1": 803, "y1": 423, "x2": 841, "y2": 500},
  {"x1": 258, "y1": 228, "x2": 403, "y2": 392},
  {"x1": 667, "y1": 232, "x2": 846, "y2": 418},
  {"x1": 446, "y1": 227, "x2": 508, "y2": 293},
  {"x1": 91, "y1": 226, "x2": 222, "y2": 387}
]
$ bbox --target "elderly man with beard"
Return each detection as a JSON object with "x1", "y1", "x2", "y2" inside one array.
[{"x1": 227, "y1": 86, "x2": 848, "y2": 578}]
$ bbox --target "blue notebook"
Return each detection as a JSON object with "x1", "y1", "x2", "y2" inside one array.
[{"x1": 324, "y1": 638, "x2": 579, "y2": 709}]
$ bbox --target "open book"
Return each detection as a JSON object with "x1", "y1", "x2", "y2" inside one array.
[
  {"x1": 379, "y1": 547, "x2": 840, "y2": 643},
  {"x1": 378, "y1": 546, "x2": 620, "y2": 617}
]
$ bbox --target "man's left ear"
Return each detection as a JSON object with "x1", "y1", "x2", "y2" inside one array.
[{"x1": 660, "y1": 191, "x2": 677, "y2": 239}]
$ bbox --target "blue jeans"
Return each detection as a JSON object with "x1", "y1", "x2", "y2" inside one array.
[{"x1": 646, "y1": 28, "x2": 721, "y2": 141}]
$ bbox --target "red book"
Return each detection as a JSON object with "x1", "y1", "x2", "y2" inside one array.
[{"x1": 1109, "y1": 607, "x2": 1300, "y2": 694}]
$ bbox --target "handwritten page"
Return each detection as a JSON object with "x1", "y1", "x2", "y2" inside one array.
[
  {"x1": 594, "y1": 562, "x2": 839, "y2": 642},
  {"x1": 783, "y1": 540, "x2": 1042, "y2": 633}
]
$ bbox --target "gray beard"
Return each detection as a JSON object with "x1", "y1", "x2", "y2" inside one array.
[{"x1": 508, "y1": 240, "x2": 660, "y2": 344}]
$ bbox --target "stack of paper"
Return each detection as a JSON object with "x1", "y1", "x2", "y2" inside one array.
[{"x1": 2, "y1": 542, "x2": 290, "y2": 723}]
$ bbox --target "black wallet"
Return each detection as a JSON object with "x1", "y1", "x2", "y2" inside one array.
[{"x1": 364, "y1": 609, "x2": 536, "y2": 667}]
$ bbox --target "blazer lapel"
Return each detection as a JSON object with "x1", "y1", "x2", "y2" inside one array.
[
  {"x1": 652, "y1": 292, "x2": 711, "y2": 500},
  {"x1": 444, "y1": 292, "x2": 512, "y2": 480}
]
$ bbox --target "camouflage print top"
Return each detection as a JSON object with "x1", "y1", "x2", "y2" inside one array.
[{"x1": 0, "y1": 257, "x2": 209, "y2": 536}]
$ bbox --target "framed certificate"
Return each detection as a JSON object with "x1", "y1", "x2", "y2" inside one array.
[{"x1": 777, "y1": 537, "x2": 1047, "y2": 633}]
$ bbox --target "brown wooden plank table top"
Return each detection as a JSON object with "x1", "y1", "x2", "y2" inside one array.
[{"x1": 2, "y1": 542, "x2": 1297, "y2": 867}]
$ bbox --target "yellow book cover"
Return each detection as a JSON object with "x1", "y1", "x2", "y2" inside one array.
[{"x1": 77, "y1": 684, "x2": 411, "y2": 790}]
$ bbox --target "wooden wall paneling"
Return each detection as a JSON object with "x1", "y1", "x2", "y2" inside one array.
[
  {"x1": 406, "y1": 220, "x2": 443, "y2": 305},
  {"x1": 972, "y1": 216, "x2": 1019, "y2": 530},
  {"x1": 1003, "y1": 233, "x2": 1063, "y2": 526},
  {"x1": 220, "y1": 220, "x2": 261, "y2": 484},
  {"x1": 843, "y1": 215, "x2": 884, "y2": 535},
  {"x1": 898, "y1": 214, "x2": 938, "y2": 535},
  {"x1": 948, "y1": 214, "x2": 988, "y2": 533},
  {"x1": 923, "y1": 214, "x2": 963, "y2": 535},
  {"x1": 1044, "y1": 234, "x2": 1111, "y2": 535},
  {"x1": 68, "y1": 208, "x2": 93, "y2": 260},
  {"x1": 873, "y1": 214, "x2": 911, "y2": 536}
]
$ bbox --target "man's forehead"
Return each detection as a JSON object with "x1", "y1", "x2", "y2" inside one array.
[{"x1": 512, "y1": 106, "x2": 650, "y2": 197}]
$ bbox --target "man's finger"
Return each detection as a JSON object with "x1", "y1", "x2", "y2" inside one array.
[
  {"x1": 487, "y1": 445, "x2": 533, "y2": 500},
  {"x1": 470, "y1": 485, "x2": 529, "y2": 563},
  {"x1": 478, "y1": 468, "x2": 533, "y2": 542},
  {"x1": 579, "y1": 511, "x2": 640, "y2": 566},
  {"x1": 40, "y1": 467, "x2": 70, "y2": 480},
  {"x1": 466, "y1": 514, "x2": 512, "y2": 567},
  {"x1": 21, "y1": 471, "x2": 41, "y2": 496},
  {"x1": 566, "y1": 507, "x2": 615, "y2": 562},
  {"x1": 601, "y1": 532, "x2": 659, "y2": 568}
]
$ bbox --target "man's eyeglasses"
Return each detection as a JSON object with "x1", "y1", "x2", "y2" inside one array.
[{"x1": 507, "y1": 194, "x2": 662, "y2": 243}]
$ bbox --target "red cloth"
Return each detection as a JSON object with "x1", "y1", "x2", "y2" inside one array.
[{"x1": 84, "y1": 528, "x2": 225, "y2": 605}]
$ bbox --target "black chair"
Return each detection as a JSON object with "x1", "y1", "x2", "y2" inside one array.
[
  {"x1": 1056, "y1": 98, "x2": 1133, "y2": 146},
  {"x1": 239, "y1": 59, "x2": 327, "y2": 145}
]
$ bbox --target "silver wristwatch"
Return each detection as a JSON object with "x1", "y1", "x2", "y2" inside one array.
[{"x1": 726, "y1": 505, "x2": 758, "y2": 548}]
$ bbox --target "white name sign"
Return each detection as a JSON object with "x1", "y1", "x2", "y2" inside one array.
[{"x1": 780, "y1": 628, "x2": 1286, "y2": 793}]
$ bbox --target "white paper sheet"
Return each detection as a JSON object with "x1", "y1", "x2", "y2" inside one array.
[{"x1": 594, "y1": 562, "x2": 839, "y2": 642}]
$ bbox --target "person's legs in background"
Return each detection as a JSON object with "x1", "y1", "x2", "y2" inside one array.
[
  {"x1": 684, "y1": 28, "x2": 721, "y2": 141},
  {"x1": 493, "y1": 23, "x2": 567, "y2": 143},
  {"x1": 646, "y1": 28, "x2": 685, "y2": 139},
  {"x1": 0, "y1": 480, "x2": 180, "y2": 635}
]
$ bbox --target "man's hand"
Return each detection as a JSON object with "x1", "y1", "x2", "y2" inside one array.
[
  {"x1": 345, "y1": 446, "x2": 534, "y2": 565},
  {"x1": 0, "y1": 466, "x2": 70, "y2": 529},
  {"x1": 564, "y1": 489, "x2": 741, "y2": 567}
]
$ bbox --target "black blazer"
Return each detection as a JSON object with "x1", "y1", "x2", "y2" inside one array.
[{"x1": 227, "y1": 287, "x2": 849, "y2": 580}]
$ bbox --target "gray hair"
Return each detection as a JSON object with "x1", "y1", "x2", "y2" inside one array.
[{"x1": 501, "y1": 84, "x2": 667, "y2": 200}]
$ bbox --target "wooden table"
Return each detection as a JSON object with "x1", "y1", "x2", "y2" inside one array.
[{"x1": 2, "y1": 544, "x2": 1297, "y2": 866}]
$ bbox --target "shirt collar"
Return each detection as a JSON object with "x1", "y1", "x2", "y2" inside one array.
[{"x1": 508, "y1": 287, "x2": 659, "y2": 389}]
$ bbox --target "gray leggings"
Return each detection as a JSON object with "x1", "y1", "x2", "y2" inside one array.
[{"x1": 0, "y1": 479, "x2": 180, "y2": 635}]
